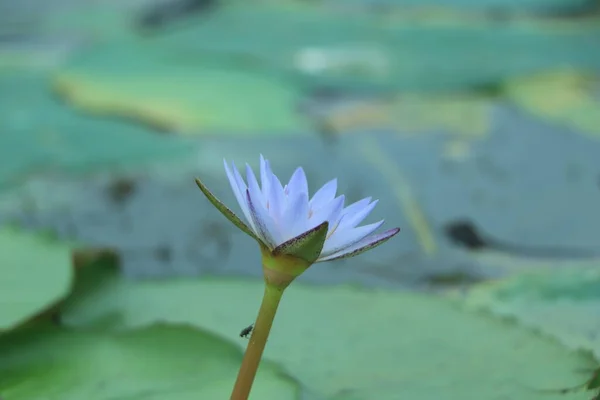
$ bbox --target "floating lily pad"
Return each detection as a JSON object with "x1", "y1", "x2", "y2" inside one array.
[
  {"x1": 318, "y1": 93, "x2": 492, "y2": 137},
  {"x1": 0, "y1": 227, "x2": 72, "y2": 332},
  {"x1": 459, "y1": 259, "x2": 600, "y2": 359},
  {"x1": 1, "y1": 1, "x2": 145, "y2": 42},
  {"x1": 0, "y1": 323, "x2": 298, "y2": 399},
  {"x1": 53, "y1": 43, "x2": 309, "y2": 134},
  {"x1": 503, "y1": 70, "x2": 600, "y2": 140},
  {"x1": 0, "y1": 68, "x2": 193, "y2": 190},
  {"x1": 325, "y1": 0, "x2": 595, "y2": 14},
  {"x1": 60, "y1": 260, "x2": 593, "y2": 399},
  {"x1": 150, "y1": 4, "x2": 600, "y2": 92}
]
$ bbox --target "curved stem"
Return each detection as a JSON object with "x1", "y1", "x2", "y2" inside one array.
[{"x1": 230, "y1": 284, "x2": 284, "y2": 400}]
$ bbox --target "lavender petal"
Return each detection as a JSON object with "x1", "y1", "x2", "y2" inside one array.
[
  {"x1": 246, "y1": 189, "x2": 280, "y2": 248},
  {"x1": 317, "y1": 228, "x2": 400, "y2": 262},
  {"x1": 338, "y1": 199, "x2": 378, "y2": 230},
  {"x1": 268, "y1": 171, "x2": 285, "y2": 222},
  {"x1": 224, "y1": 160, "x2": 256, "y2": 232},
  {"x1": 280, "y1": 190, "x2": 310, "y2": 241},
  {"x1": 320, "y1": 220, "x2": 384, "y2": 257},
  {"x1": 309, "y1": 195, "x2": 345, "y2": 230},
  {"x1": 309, "y1": 179, "x2": 337, "y2": 208},
  {"x1": 286, "y1": 167, "x2": 309, "y2": 199}
]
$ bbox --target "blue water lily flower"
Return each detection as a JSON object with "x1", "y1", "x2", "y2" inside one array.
[{"x1": 195, "y1": 155, "x2": 399, "y2": 266}]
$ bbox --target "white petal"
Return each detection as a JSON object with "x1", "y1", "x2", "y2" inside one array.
[
  {"x1": 268, "y1": 171, "x2": 285, "y2": 223},
  {"x1": 246, "y1": 172, "x2": 279, "y2": 247},
  {"x1": 341, "y1": 197, "x2": 371, "y2": 219},
  {"x1": 246, "y1": 163, "x2": 266, "y2": 208},
  {"x1": 320, "y1": 220, "x2": 384, "y2": 257},
  {"x1": 317, "y1": 227, "x2": 400, "y2": 262},
  {"x1": 325, "y1": 195, "x2": 346, "y2": 229},
  {"x1": 224, "y1": 160, "x2": 256, "y2": 232},
  {"x1": 339, "y1": 199, "x2": 378, "y2": 230},
  {"x1": 309, "y1": 195, "x2": 345, "y2": 228},
  {"x1": 280, "y1": 190, "x2": 310, "y2": 241},
  {"x1": 310, "y1": 179, "x2": 337, "y2": 208},
  {"x1": 286, "y1": 167, "x2": 309, "y2": 199},
  {"x1": 260, "y1": 154, "x2": 271, "y2": 198}
]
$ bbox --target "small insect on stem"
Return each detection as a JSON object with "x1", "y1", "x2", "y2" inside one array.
[{"x1": 239, "y1": 324, "x2": 253, "y2": 339}]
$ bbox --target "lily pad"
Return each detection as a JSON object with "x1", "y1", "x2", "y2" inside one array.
[
  {"x1": 325, "y1": 0, "x2": 596, "y2": 14},
  {"x1": 319, "y1": 93, "x2": 492, "y2": 137},
  {"x1": 0, "y1": 323, "x2": 298, "y2": 399},
  {"x1": 459, "y1": 259, "x2": 600, "y2": 359},
  {"x1": 61, "y1": 260, "x2": 593, "y2": 399},
  {"x1": 503, "y1": 70, "x2": 600, "y2": 140},
  {"x1": 0, "y1": 227, "x2": 72, "y2": 332},
  {"x1": 53, "y1": 43, "x2": 308, "y2": 134},
  {"x1": 151, "y1": 4, "x2": 600, "y2": 92},
  {"x1": 0, "y1": 68, "x2": 193, "y2": 190}
]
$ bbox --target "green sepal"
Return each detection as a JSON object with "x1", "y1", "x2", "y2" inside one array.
[
  {"x1": 194, "y1": 178, "x2": 262, "y2": 244},
  {"x1": 587, "y1": 367, "x2": 600, "y2": 390},
  {"x1": 272, "y1": 221, "x2": 329, "y2": 264}
]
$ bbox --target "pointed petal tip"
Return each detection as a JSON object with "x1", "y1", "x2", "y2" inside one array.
[
  {"x1": 317, "y1": 226, "x2": 400, "y2": 262},
  {"x1": 245, "y1": 188, "x2": 277, "y2": 248},
  {"x1": 312, "y1": 220, "x2": 330, "y2": 232},
  {"x1": 376, "y1": 226, "x2": 401, "y2": 241},
  {"x1": 223, "y1": 158, "x2": 234, "y2": 172},
  {"x1": 193, "y1": 177, "x2": 262, "y2": 243}
]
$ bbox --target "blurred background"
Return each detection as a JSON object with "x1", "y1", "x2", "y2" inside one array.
[
  {"x1": 1, "y1": 1, "x2": 600, "y2": 398},
  {"x1": 1, "y1": 0, "x2": 599, "y2": 286}
]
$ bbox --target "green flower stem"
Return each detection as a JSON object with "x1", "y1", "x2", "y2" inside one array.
[{"x1": 230, "y1": 283, "x2": 284, "y2": 400}]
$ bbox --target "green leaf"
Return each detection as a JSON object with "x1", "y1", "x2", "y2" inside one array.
[
  {"x1": 151, "y1": 4, "x2": 600, "y2": 92},
  {"x1": 459, "y1": 258, "x2": 600, "y2": 359},
  {"x1": 503, "y1": 70, "x2": 600, "y2": 141},
  {"x1": 0, "y1": 69, "x2": 193, "y2": 191},
  {"x1": 53, "y1": 43, "x2": 308, "y2": 134},
  {"x1": 61, "y1": 261, "x2": 593, "y2": 399},
  {"x1": 0, "y1": 323, "x2": 298, "y2": 399},
  {"x1": 0, "y1": 228, "x2": 73, "y2": 332},
  {"x1": 272, "y1": 221, "x2": 328, "y2": 264},
  {"x1": 321, "y1": 93, "x2": 492, "y2": 138},
  {"x1": 194, "y1": 177, "x2": 261, "y2": 243}
]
